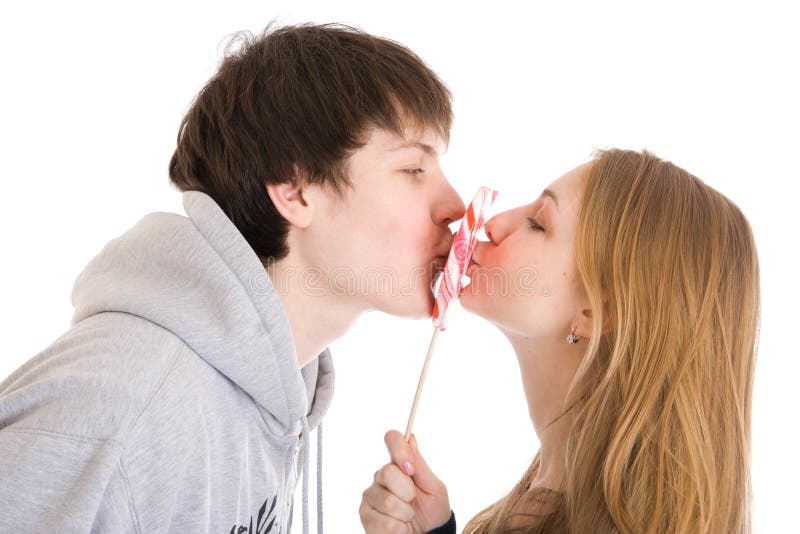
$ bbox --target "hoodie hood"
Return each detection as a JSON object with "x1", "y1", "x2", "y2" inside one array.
[{"x1": 70, "y1": 190, "x2": 334, "y2": 438}]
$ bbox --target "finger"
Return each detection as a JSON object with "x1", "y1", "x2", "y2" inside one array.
[
  {"x1": 360, "y1": 500, "x2": 412, "y2": 534},
  {"x1": 362, "y1": 483, "x2": 415, "y2": 522},
  {"x1": 373, "y1": 463, "x2": 416, "y2": 503},
  {"x1": 384, "y1": 429, "x2": 416, "y2": 476}
]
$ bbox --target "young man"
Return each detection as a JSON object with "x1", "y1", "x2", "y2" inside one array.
[{"x1": 0, "y1": 24, "x2": 464, "y2": 532}]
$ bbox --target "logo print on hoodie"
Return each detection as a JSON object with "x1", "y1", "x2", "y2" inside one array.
[{"x1": 228, "y1": 494, "x2": 279, "y2": 534}]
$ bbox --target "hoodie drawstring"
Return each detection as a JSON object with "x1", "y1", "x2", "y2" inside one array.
[
  {"x1": 301, "y1": 417, "x2": 311, "y2": 534},
  {"x1": 300, "y1": 417, "x2": 324, "y2": 534},
  {"x1": 316, "y1": 422, "x2": 323, "y2": 534}
]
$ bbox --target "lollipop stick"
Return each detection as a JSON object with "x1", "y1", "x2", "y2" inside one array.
[{"x1": 404, "y1": 327, "x2": 441, "y2": 440}]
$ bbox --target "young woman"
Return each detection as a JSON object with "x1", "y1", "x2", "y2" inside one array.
[{"x1": 359, "y1": 149, "x2": 760, "y2": 533}]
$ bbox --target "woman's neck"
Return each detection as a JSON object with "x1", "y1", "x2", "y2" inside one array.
[{"x1": 506, "y1": 332, "x2": 583, "y2": 490}]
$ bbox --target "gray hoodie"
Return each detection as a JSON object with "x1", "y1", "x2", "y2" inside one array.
[{"x1": 0, "y1": 190, "x2": 334, "y2": 533}]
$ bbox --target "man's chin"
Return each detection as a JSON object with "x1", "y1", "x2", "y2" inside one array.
[{"x1": 371, "y1": 293, "x2": 434, "y2": 320}]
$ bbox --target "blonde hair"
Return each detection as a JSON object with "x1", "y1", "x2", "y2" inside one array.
[{"x1": 464, "y1": 149, "x2": 760, "y2": 533}]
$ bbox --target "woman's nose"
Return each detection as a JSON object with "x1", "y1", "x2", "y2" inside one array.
[
  {"x1": 483, "y1": 212, "x2": 508, "y2": 245},
  {"x1": 484, "y1": 220, "x2": 496, "y2": 244},
  {"x1": 484, "y1": 214, "x2": 504, "y2": 245}
]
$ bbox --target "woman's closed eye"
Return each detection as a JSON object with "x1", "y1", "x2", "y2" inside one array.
[
  {"x1": 528, "y1": 217, "x2": 544, "y2": 232},
  {"x1": 403, "y1": 168, "x2": 425, "y2": 176}
]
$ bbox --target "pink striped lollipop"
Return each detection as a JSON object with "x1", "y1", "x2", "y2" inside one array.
[
  {"x1": 432, "y1": 186, "x2": 499, "y2": 330},
  {"x1": 405, "y1": 186, "x2": 498, "y2": 439}
]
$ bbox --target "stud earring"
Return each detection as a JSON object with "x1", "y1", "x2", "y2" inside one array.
[{"x1": 566, "y1": 326, "x2": 581, "y2": 344}]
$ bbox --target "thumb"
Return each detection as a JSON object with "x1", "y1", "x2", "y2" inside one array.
[
  {"x1": 407, "y1": 433, "x2": 443, "y2": 495},
  {"x1": 384, "y1": 430, "x2": 417, "y2": 477}
]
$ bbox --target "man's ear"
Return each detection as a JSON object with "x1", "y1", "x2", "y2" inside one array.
[{"x1": 265, "y1": 180, "x2": 314, "y2": 229}]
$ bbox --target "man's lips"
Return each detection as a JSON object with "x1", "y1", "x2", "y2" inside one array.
[
  {"x1": 432, "y1": 232, "x2": 455, "y2": 263},
  {"x1": 432, "y1": 255, "x2": 448, "y2": 273}
]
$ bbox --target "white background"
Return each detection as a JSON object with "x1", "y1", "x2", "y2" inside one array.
[{"x1": 1, "y1": 1, "x2": 797, "y2": 532}]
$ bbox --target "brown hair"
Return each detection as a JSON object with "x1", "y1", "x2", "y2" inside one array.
[
  {"x1": 168, "y1": 23, "x2": 453, "y2": 260},
  {"x1": 464, "y1": 149, "x2": 760, "y2": 533}
]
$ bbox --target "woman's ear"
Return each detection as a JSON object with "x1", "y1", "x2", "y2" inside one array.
[
  {"x1": 573, "y1": 299, "x2": 613, "y2": 339},
  {"x1": 573, "y1": 308, "x2": 594, "y2": 340},
  {"x1": 265, "y1": 180, "x2": 314, "y2": 229}
]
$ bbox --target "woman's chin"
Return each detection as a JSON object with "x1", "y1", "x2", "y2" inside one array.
[
  {"x1": 461, "y1": 284, "x2": 521, "y2": 332},
  {"x1": 460, "y1": 283, "x2": 489, "y2": 316}
]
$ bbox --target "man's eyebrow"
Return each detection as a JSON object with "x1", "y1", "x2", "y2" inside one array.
[
  {"x1": 542, "y1": 189, "x2": 559, "y2": 210},
  {"x1": 386, "y1": 141, "x2": 439, "y2": 157}
]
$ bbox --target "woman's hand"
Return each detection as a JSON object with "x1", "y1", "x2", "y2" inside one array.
[{"x1": 359, "y1": 430, "x2": 451, "y2": 534}]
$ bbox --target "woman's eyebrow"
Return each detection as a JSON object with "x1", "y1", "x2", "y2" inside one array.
[{"x1": 542, "y1": 189, "x2": 559, "y2": 210}]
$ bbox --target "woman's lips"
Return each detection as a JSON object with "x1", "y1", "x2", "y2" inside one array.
[
  {"x1": 466, "y1": 258, "x2": 480, "y2": 277},
  {"x1": 431, "y1": 254, "x2": 481, "y2": 277}
]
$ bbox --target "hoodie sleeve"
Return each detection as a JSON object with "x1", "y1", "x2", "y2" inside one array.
[
  {"x1": 426, "y1": 511, "x2": 456, "y2": 534},
  {"x1": 0, "y1": 426, "x2": 137, "y2": 532}
]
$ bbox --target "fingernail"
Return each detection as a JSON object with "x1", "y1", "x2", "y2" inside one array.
[{"x1": 403, "y1": 461, "x2": 415, "y2": 476}]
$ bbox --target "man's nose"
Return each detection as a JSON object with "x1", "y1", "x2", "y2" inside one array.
[{"x1": 435, "y1": 181, "x2": 467, "y2": 226}]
